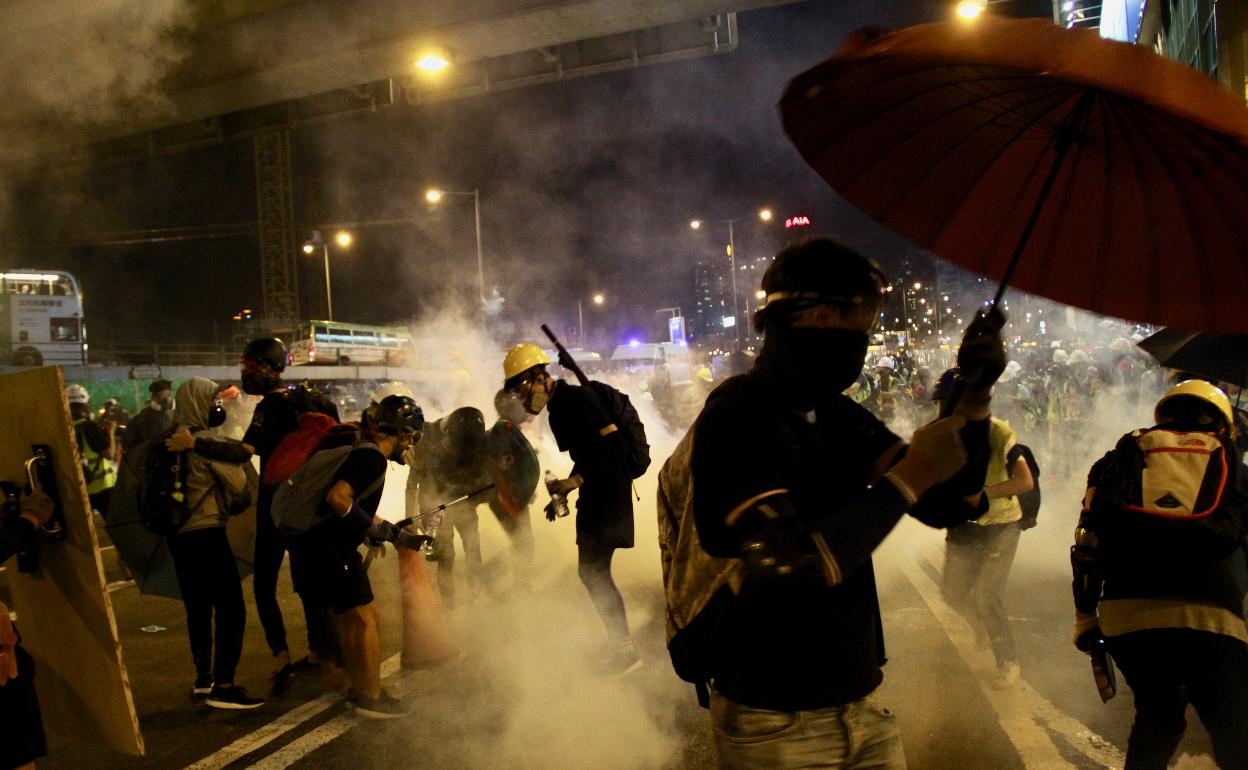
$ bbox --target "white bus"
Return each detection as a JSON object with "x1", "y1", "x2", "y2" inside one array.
[
  {"x1": 287, "y1": 320, "x2": 411, "y2": 365},
  {"x1": 1, "y1": 270, "x2": 87, "y2": 366}
]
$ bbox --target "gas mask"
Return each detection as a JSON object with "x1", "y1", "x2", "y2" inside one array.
[
  {"x1": 207, "y1": 398, "x2": 227, "y2": 429},
  {"x1": 155, "y1": 395, "x2": 174, "y2": 413},
  {"x1": 391, "y1": 430, "x2": 419, "y2": 464},
  {"x1": 517, "y1": 373, "x2": 551, "y2": 416}
]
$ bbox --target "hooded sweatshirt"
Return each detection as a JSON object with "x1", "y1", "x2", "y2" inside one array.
[{"x1": 174, "y1": 377, "x2": 254, "y2": 533}]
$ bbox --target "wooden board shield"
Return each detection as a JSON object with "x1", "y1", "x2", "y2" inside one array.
[{"x1": 0, "y1": 366, "x2": 143, "y2": 755}]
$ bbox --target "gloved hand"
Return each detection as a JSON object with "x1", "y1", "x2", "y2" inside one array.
[
  {"x1": 164, "y1": 426, "x2": 196, "y2": 452},
  {"x1": 1018, "y1": 516, "x2": 1038, "y2": 531},
  {"x1": 908, "y1": 482, "x2": 988, "y2": 529},
  {"x1": 1073, "y1": 614, "x2": 1101, "y2": 653},
  {"x1": 545, "y1": 475, "x2": 580, "y2": 496},
  {"x1": 19, "y1": 490, "x2": 54, "y2": 527},
  {"x1": 945, "y1": 417, "x2": 991, "y2": 498},
  {"x1": 365, "y1": 519, "x2": 398, "y2": 547},
  {"x1": 544, "y1": 500, "x2": 560, "y2": 522},
  {"x1": 395, "y1": 530, "x2": 434, "y2": 551},
  {"x1": 738, "y1": 516, "x2": 820, "y2": 581},
  {"x1": 956, "y1": 307, "x2": 1007, "y2": 390}
]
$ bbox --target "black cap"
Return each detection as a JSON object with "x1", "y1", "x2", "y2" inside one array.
[
  {"x1": 445, "y1": 407, "x2": 487, "y2": 455},
  {"x1": 754, "y1": 238, "x2": 886, "y2": 331},
  {"x1": 242, "y1": 337, "x2": 288, "y2": 371},
  {"x1": 369, "y1": 395, "x2": 424, "y2": 436},
  {"x1": 149, "y1": 379, "x2": 173, "y2": 394}
]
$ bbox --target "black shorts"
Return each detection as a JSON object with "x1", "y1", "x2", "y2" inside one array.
[
  {"x1": 0, "y1": 646, "x2": 47, "y2": 769},
  {"x1": 297, "y1": 520, "x2": 374, "y2": 615}
]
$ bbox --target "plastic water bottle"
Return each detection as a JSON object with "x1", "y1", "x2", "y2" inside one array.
[{"x1": 545, "y1": 470, "x2": 570, "y2": 519}]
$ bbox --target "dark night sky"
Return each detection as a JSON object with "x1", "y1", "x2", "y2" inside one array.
[{"x1": 4, "y1": 0, "x2": 1055, "y2": 347}]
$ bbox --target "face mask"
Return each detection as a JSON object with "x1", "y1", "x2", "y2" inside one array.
[
  {"x1": 523, "y1": 386, "x2": 549, "y2": 416},
  {"x1": 391, "y1": 432, "x2": 416, "y2": 464},
  {"x1": 207, "y1": 398, "x2": 227, "y2": 428},
  {"x1": 762, "y1": 327, "x2": 870, "y2": 408},
  {"x1": 155, "y1": 395, "x2": 173, "y2": 412}
]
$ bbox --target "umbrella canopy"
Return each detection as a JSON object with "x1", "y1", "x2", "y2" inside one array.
[
  {"x1": 781, "y1": 18, "x2": 1248, "y2": 333},
  {"x1": 106, "y1": 439, "x2": 255, "y2": 599},
  {"x1": 1137, "y1": 328, "x2": 1248, "y2": 387}
]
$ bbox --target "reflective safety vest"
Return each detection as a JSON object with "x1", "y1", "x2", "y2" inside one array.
[
  {"x1": 74, "y1": 418, "x2": 117, "y2": 495},
  {"x1": 976, "y1": 417, "x2": 1022, "y2": 526}
]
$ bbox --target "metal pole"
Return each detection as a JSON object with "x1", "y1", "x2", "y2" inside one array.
[
  {"x1": 322, "y1": 244, "x2": 334, "y2": 321},
  {"x1": 578, "y1": 300, "x2": 585, "y2": 349},
  {"x1": 473, "y1": 188, "x2": 485, "y2": 302},
  {"x1": 728, "y1": 220, "x2": 740, "y2": 351}
]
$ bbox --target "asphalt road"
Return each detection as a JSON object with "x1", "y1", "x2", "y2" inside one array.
[{"x1": 15, "y1": 495, "x2": 1222, "y2": 770}]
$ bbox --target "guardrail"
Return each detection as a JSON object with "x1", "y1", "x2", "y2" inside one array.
[{"x1": 87, "y1": 344, "x2": 239, "y2": 367}]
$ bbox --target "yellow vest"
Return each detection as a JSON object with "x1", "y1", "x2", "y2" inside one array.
[
  {"x1": 975, "y1": 417, "x2": 1022, "y2": 526},
  {"x1": 74, "y1": 419, "x2": 117, "y2": 495}
]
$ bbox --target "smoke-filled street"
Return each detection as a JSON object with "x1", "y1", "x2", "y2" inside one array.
[{"x1": 5, "y1": 1, "x2": 1248, "y2": 769}]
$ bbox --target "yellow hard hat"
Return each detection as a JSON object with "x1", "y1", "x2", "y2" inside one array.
[
  {"x1": 1156, "y1": 380, "x2": 1235, "y2": 437},
  {"x1": 503, "y1": 343, "x2": 551, "y2": 382}
]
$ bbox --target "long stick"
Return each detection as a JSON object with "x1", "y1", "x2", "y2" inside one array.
[{"x1": 541, "y1": 324, "x2": 590, "y2": 386}]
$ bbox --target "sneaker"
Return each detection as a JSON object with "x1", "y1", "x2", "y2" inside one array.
[
  {"x1": 347, "y1": 689, "x2": 410, "y2": 720},
  {"x1": 270, "y1": 663, "x2": 297, "y2": 697},
  {"x1": 599, "y1": 639, "x2": 644, "y2": 677},
  {"x1": 997, "y1": 661, "x2": 1022, "y2": 687},
  {"x1": 192, "y1": 673, "x2": 214, "y2": 697},
  {"x1": 205, "y1": 685, "x2": 265, "y2": 710}
]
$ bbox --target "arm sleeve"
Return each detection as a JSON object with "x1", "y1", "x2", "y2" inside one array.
[{"x1": 194, "y1": 437, "x2": 254, "y2": 464}]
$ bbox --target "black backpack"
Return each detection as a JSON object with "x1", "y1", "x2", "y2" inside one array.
[
  {"x1": 136, "y1": 443, "x2": 191, "y2": 536},
  {"x1": 1010, "y1": 443, "x2": 1041, "y2": 523},
  {"x1": 585, "y1": 381, "x2": 651, "y2": 479}
]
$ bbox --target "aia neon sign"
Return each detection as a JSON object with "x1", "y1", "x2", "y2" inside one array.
[{"x1": 785, "y1": 215, "x2": 812, "y2": 228}]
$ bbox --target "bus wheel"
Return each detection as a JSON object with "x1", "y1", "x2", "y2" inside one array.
[{"x1": 13, "y1": 348, "x2": 43, "y2": 367}]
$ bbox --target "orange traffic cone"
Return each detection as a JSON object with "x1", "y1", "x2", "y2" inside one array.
[{"x1": 398, "y1": 547, "x2": 456, "y2": 669}]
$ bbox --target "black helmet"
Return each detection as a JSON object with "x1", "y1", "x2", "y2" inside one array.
[
  {"x1": 369, "y1": 395, "x2": 424, "y2": 437},
  {"x1": 444, "y1": 407, "x2": 487, "y2": 457},
  {"x1": 242, "y1": 337, "x2": 288, "y2": 371},
  {"x1": 754, "y1": 238, "x2": 886, "y2": 332}
]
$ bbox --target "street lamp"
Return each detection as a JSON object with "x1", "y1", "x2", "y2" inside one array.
[
  {"x1": 955, "y1": 0, "x2": 987, "y2": 19},
  {"x1": 689, "y1": 208, "x2": 774, "y2": 350},
  {"x1": 579, "y1": 292, "x2": 605, "y2": 349},
  {"x1": 414, "y1": 46, "x2": 453, "y2": 72},
  {"x1": 425, "y1": 187, "x2": 485, "y2": 301},
  {"x1": 302, "y1": 229, "x2": 349, "y2": 321}
]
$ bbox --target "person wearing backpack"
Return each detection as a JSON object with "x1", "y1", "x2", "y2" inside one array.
[
  {"x1": 1072, "y1": 380, "x2": 1248, "y2": 770},
  {"x1": 661, "y1": 239, "x2": 996, "y2": 770},
  {"x1": 935, "y1": 368, "x2": 1035, "y2": 687},
  {"x1": 166, "y1": 377, "x2": 263, "y2": 710},
  {"x1": 502, "y1": 342, "x2": 647, "y2": 675},
  {"x1": 295, "y1": 394, "x2": 423, "y2": 719}
]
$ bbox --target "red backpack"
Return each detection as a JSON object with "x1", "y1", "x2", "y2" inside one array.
[{"x1": 262, "y1": 412, "x2": 358, "y2": 485}]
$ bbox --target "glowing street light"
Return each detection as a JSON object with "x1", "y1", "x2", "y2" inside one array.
[
  {"x1": 414, "y1": 47, "x2": 452, "y2": 72},
  {"x1": 688, "y1": 209, "x2": 777, "y2": 350},
  {"x1": 689, "y1": 219, "x2": 703, "y2": 230},
  {"x1": 579, "y1": 293, "x2": 606, "y2": 348},
  {"x1": 302, "y1": 229, "x2": 351, "y2": 321},
  {"x1": 955, "y1": 0, "x2": 987, "y2": 19},
  {"x1": 758, "y1": 208, "x2": 773, "y2": 222},
  {"x1": 302, "y1": 243, "x2": 315, "y2": 255},
  {"x1": 592, "y1": 293, "x2": 605, "y2": 306},
  {"x1": 335, "y1": 230, "x2": 353, "y2": 248},
  {"x1": 425, "y1": 186, "x2": 486, "y2": 301}
]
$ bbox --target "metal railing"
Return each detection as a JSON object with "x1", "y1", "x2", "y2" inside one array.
[{"x1": 88, "y1": 343, "x2": 239, "y2": 367}]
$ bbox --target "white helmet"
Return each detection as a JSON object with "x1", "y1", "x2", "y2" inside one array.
[
  {"x1": 1053, "y1": 349, "x2": 1069, "y2": 364},
  {"x1": 1068, "y1": 349, "x2": 1089, "y2": 365},
  {"x1": 370, "y1": 381, "x2": 414, "y2": 405},
  {"x1": 876, "y1": 356, "x2": 896, "y2": 370},
  {"x1": 65, "y1": 384, "x2": 90, "y2": 404},
  {"x1": 1005, "y1": 360, "x2": 1022, "y2": 374}
]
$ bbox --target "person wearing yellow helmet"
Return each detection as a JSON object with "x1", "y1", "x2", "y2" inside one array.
[
  {"x1": 1072, "y1": 379, "x2": 1248, "y2": 769},
  {"x1": 502, "y1": 341, "x2": 642, "y2": 675}
]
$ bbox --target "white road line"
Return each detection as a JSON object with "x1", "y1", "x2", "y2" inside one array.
[
  {"x1": 184, "y1": 653, "x2": 400, "y2": 770},
  {"x1": 896, "y1": 551, "x2": 1125, "y2": 769},
  {"x1": 241, "y1": 654, "x2": 404, "y2": 769}
]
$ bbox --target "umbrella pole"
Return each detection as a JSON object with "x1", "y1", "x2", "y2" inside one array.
[{"x1": 992, "y1": 91, "x2": 1094, "y2": 307}]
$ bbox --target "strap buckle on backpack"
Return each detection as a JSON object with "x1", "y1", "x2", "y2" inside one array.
[{"x1": 695, "y1": 681, "x2": 711, "y2": 709}]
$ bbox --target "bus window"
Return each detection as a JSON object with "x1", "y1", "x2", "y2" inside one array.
[
  {"x1": 50, "y1": 318, "x2": 80, "y2": 342},
  {"x1": 328, "y1": 328, "x2": 351, "y2": 344},
  {"x1": 53, "y1": 279, "x2": 74, "y2": 297},
  {"x1": 352, "y1": 330, "x2": 378, "y2": 345},
  {"x1": 314, "y1": 325, "x2": 328, "y2": 340}
]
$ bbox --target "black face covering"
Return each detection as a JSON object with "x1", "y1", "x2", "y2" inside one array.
[
  {"x1": 760, "y1": 327, "x2": 870, "y2": 409},
  {"x1": 241, "y1": 371, "x2": 280, "y2": 396}
]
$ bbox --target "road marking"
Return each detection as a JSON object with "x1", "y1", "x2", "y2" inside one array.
[
  {"x1": 896, "y1": 550, "x2": 1125, "y2": 769},
  {"x1": 241, "y1": 654, "x2": 404, "y2": 769},
  {"x1": 184, "y1": 653, "x2": 400, "y2": 770}
]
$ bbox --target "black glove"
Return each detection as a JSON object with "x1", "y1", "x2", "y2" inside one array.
[
  {"x1": 956, "y1": 307, "x2": 1007, "y2": 390},
  {"x1": 909, "y1": 481, "x2": 989, "y2": 529},
  {"x1": 365, "y1": 520, "x2": 398, "y2": 547},
  {"x1": 395, "y1": 530, "x2": 433, "y2": 551},
  {"x1": 1018, "y1": 516, "x2": 1038, "y2": 531}
]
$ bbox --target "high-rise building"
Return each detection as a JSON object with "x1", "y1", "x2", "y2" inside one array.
[{"x1": 692, "y1": 261, "x2": 730, "y2": 341}]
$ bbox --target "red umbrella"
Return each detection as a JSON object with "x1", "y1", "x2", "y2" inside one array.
[{"x1": 781, "y1": 18, "x2": 1248, "y2": 333}]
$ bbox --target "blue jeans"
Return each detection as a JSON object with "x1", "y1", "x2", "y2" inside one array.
[{"x1": 710, "y1": 690, "x2": 906, "y2": 769}]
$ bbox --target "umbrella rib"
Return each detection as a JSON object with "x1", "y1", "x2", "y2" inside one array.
[
  {"x1": 799, "y1": 69, "x2": 1066, "y2": 185},
  {"x1": 1116, "y1": 97, "x2": 1215, "y2": 329},
  {"x1": 873, "y1": 84, "x2": 1074, "y2": 223},
  {"x1": 929, "y1": 89, "x2": 1088, "y2": 271}
]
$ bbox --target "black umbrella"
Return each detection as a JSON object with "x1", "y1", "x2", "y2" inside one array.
[{"x1": 1137, "y1": 329, "x2": 1248, "y2": 388}]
